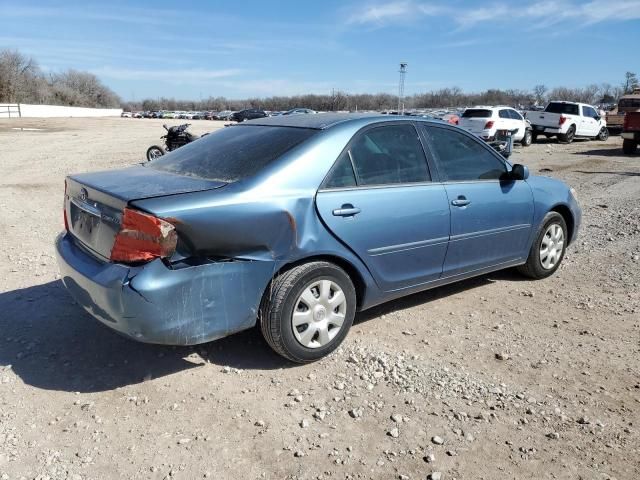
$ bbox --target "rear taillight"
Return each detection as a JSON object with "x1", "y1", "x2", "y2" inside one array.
[
  {"x1": 484, "y1": 120, "x2": 494, "y2": 129},
  {"x1": 559, "y1": 115, "x2": 567, "y2": 126},
  {"x1": 110, "y1": 208, "x2": 177, "y2": 263},
  {"x1": 63, "y1": 180, "x2": 69, "y2": 230}
]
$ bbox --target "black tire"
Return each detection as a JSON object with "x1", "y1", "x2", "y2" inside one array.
[
  {"x1": 259, "y1": 261, "x2": 356, "y2": 363},
  {"x1": 517, "y1": 212, "x2": 568, "y2": 279},
  {"x1": 622, "y1": 139, "x2": 637, "y2": 154},
  {"x1": 531, "y1": 131, "x2": 539, "y2": 143},
  {"x1": 521, "y1": 129, "x2": 532, "y2": 147},
  {"x1": 596, "y1": 127, "x2": 609, "y2": 141},
  {"x1": 558, "y1": 125, "x2": 576, "y2": 143},
  {"x1": 146, "y1": 145, "x2": 165, "y2": 161}
]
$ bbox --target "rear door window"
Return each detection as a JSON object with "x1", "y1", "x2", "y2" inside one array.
[
  {"x1": 508, "y1": 109, "x2": 523, "y2": 120},
  {"x1": 148, "y1": 125, "x2": 316, "y2": 182},
  {"x1": 348, "y1": 124, "x2": 430, "y2": 186},
  {"x1": 499, "y1": 109, "x2": 510, "y2": 119},
  {"x1": 322, "y1": 123, "x2": 430, "y2": 188}
]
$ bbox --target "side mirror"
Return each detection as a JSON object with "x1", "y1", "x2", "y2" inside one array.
[{"x1": 511, "y1": 164, "x2": 529, "y2": 180}]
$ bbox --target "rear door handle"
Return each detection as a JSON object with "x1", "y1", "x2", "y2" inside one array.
[
  {"x1": 451, "y1": 196, "x2": 471, "y2": 207},
  {"x1": 332, "y1": 204, "x2": 361, "y2": 217}
]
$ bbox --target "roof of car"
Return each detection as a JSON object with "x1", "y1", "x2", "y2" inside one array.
[{"x1": 241, "y1": 112, "x2": 425, "y2": 130}]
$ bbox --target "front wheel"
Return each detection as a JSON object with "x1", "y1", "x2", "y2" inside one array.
[
  {"x1": 260, "y1": 261, "x2": 356, "y2": 363},
  {"x1": 521, "y1": 129, "x2": 532, "y2": 147},
  {"x1": 623, "y1": 139, "x2": 638, "y2": 154},
  {"x1": 517, "y1": 212, "x2": 568, "y2": 279},
  {"x1": 596, "y1": 127, "x2": 609, "y2": 141},
  {"x1": 146, "y1": 145, "x2": 165, "y2": 161}
]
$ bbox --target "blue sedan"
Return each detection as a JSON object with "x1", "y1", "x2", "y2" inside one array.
[{"x1": 56, "y1": 114, "x2": 581, "y2": 362}]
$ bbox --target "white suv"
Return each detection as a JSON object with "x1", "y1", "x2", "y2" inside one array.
[{"x1": 459, "y1": 106, "x2": 532, "y2": 146}]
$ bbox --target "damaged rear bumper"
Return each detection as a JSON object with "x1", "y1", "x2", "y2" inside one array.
[{"x1": 55, "y1": 232, "x2": 275, "y2": 345}]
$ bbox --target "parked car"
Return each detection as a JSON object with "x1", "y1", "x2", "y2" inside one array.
[
  {"x1": 459, "y1": 106, "x2": 532, "y2": 146},
  {"x1": 56, "y1": 113, "x2": 581, "y2": 363},
  {"x1": 230, "y1": 108, "x2": 268, "y2": 122},
  {"x1": 283, "y1": 108, "x2": 317, "y2": 115},
  {"x1": 622, "y1": 110, "x2": 640, "y2": 154},
  {"x1": 133, "y1": 112, "x2": 144, "y2": 118},
  {"x1": 526, "y1": 101, "x2": 608, "y2": 143},
  {"x1": 214, "y1": 110, "x2": 233, "y2": 120},
  {"x1": 606, "y1": 88, "x2": 640, "y2": 134},
  {"x1": 442, "y1": 113, "x2": 459, "y2": 125},
  {"x1": 121, "y1": 111, "x2": 132, "y2": 118}
]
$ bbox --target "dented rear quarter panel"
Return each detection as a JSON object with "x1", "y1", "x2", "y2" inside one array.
[{"x1": 132, "y1": 122, "x2": 385, "y2": 309}]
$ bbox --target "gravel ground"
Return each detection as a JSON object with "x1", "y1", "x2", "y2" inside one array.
[{"x1": 0, "y1": 117, "x2": 638, "y2": 480}]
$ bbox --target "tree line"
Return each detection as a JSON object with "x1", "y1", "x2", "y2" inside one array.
[
  {"x1": 2, "y1": 49, "x2": 637, "y2": 112},
  {"x1": 0, "y1": 49, "x2": 121, "y2": 108},
  {"x1": 124, "y1": 73, "x2": 638, "y2": 113}
]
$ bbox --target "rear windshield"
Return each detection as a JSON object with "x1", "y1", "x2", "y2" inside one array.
[
  {"x1": 545, "y1": 102, "x2": 579, "y2": 115},
  {"x1": 148, "y1": 125, "x2": 317, "y2": 182},
  {"x1": 462, "y1": 109, "x2": 492, "y2": 118},
  {"x1": 619, "y1": 98, "x2": 640, "y2": 109}
]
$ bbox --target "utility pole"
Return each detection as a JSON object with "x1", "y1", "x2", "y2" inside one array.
[{"x1": 398, "y1": 62, "x2": 407, "y2": 114}]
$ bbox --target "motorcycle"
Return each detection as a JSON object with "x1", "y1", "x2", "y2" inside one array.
[{"x1": 146, "y1": 124, "x2": 200, "y2": 161}]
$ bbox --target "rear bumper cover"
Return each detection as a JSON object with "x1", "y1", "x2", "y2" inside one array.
[
  {"x1": 621, "y1": 132, "x2": 640, "y2": 140},
  {"x1": 55, "y1": 232, "x2": 275, "y2": 345}
]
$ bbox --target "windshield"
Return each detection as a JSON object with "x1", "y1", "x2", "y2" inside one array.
[
  {"x1": 148, "y1": 125, "x2": 317, "y2": 182},
  {"x1": 545, "y1": 102, "x2": 579, "y2": 115},
  {"x1": 462, "y1": 109, "x2": 492, "y2": 118}
]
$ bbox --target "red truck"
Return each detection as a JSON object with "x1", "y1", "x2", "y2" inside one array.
[{"x1": 622, "y1": 111, "x2": 640, "y2": 154}]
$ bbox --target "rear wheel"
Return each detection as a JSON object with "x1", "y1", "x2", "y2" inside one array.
[
  {"x1": 623, "y1": 139, "x2": 638, "y2": 154},
  {"x1": 146, "y1": 145, "x2": 165, "y2": 161},
  {"x1": 517, "y1": 212, "x2": 567, "y2": 279},
  {"x1": 559, "y1": 125, "x2": 576, "y2": 143},
  {"x1": 596, "y1": 127, "x2": 609, "y2": 141},
  {"x1": 521, "y1": 129, "x2": 532, "y2": 147},
  {"x1": 260, "y1": 261, "x2": 356, "y2": 363}
]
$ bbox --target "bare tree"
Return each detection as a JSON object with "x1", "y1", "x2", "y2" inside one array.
[
  {"x1": 533, "y1": 84, "x2": 547, "y2": 105},
  {"x1": 623, "y1": 72, "x2": 639, "y2": 93}
]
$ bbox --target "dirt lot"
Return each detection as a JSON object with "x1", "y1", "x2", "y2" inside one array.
[{"x1": 0, "y1": 117, "x2": 638, "y2": 480}]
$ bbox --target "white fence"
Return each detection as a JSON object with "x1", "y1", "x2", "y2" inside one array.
[{"x1": 0, "y1": 103, "x2": 122, "y2": 118}]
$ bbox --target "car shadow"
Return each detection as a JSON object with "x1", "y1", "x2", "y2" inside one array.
[
  {"x1": 0, "y1": 280, "x2": 293, "y2": 393},
  {"x1": 0, "y1": 270, "x2": 530, "y2": 393},
  {"x1": 532, "y1": 137, "x2": 590, "y2": 145},
  {"x1": 572, "y1": 148, "x2": 631, "y2": 158},
  {"x1": 355, "y1": 268, "x2": 528, "y2": 323},
  {"x1": 573, "y1": 170, "x2": 640, "y2": 176}
]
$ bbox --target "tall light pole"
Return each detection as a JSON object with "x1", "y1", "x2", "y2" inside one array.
[{"x1": 398, "y1": 62, "x2": 407, "y2": 114}]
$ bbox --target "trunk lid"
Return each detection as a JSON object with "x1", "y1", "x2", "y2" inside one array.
[{"x1": 65, "y1": 166, "x2": 226, "y2": 260}]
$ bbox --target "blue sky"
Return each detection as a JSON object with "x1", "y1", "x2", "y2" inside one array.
[{"x1": 1, "y1": 0, "x2": 639, "y2": 100}]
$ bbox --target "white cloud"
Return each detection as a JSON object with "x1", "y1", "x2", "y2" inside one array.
[
  {"x1": 91, "y1": 67, "x2": 245, "y2": 84},
  {"x1": 346, "y1": 0, "x2": 640, "y2": 28},
  {"x1": 347, "y1": 1, "x2": 446, "y2": 25}
]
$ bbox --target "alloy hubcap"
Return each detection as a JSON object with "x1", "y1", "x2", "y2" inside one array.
[
  {"x1": 539, "y1": 223, "x2": 564, "y2": 270},
  {"x1": 292, "y1": 279, "x2": 347, "y2": 349}
]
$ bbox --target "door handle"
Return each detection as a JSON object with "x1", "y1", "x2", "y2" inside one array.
[
  {"x1": 451, "y1": 196, "x2": 471, "y2": 207},
  {"x1": 332, "y1": 204, "x2": 361, "y2": 217}
]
